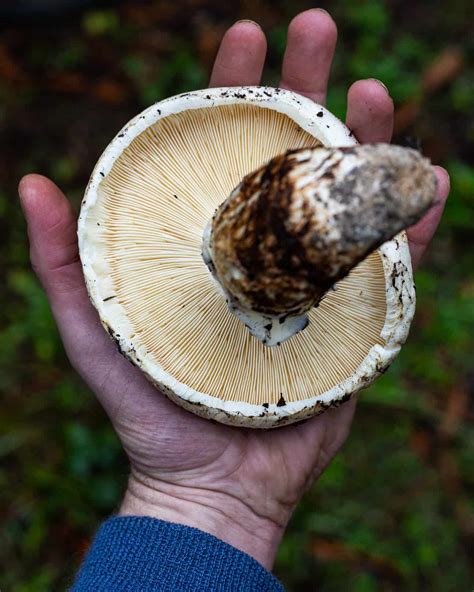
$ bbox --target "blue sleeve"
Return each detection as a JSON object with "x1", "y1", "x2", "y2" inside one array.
[{"x1": 70, "y1": 516, "x2": 285, "y2": 591}]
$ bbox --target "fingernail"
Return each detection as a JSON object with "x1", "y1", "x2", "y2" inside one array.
[
  {"x1": 368, "y1": 78, "x2": 389, "y2": 93},
  {"x1": 312, "y1": 8, "x2": 331, "y2": 17},
  {"x1": 234, "y1": 19, "x2": 261, "y2": 29},
  {"x1": 433, "y1": 165, "x2": 449, "y2": 177},
  {"x1": 18, "y1": 176, "x2": 31, "y2": 204},
  {"x1": 18, "y1": 174, "x2": 40, "y2": 212},
  {"x1": 18, "y1": 177, "x2": 32, "y2": 217},
  {"x1": 432, "y1": 165, "x2": 451, "y2": 195}
]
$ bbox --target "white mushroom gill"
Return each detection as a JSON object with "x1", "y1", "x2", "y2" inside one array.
[{"x1": 86, "y1": 102, "x2": 388, "y2": 406}]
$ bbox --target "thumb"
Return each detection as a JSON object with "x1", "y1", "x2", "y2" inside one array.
[
  {"x1": 18, "y1": 174, "x2": 126, "y2": 400},
  {"x1": 19, "y1": 174, "x2": 85, "y2": 302}
]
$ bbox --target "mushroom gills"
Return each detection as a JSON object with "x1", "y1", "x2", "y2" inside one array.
[{"x1": 204, "y1": 143, "x2": 437, "y2": 345}]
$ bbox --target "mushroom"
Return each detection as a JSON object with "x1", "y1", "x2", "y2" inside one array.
[{"x1": 78, "y1": 86, "x2": 437, "y2": 428}]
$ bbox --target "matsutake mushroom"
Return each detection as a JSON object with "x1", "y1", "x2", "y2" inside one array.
[{"x1": 78, "y1": 87, "x2": 437, "y2": 428}]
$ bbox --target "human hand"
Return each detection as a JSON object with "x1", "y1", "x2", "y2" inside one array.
[{"x1": 19, "y1": 9, "x2": 450, "y2": 570}]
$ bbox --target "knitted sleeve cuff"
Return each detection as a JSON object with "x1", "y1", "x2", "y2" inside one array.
[{"x1": 70, "y1": 516, "x2": 285, "y2": 591}]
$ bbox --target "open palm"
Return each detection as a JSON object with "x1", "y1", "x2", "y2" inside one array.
[{"x1": 19, "y1": 10, "x2": 449, "y2": 568}]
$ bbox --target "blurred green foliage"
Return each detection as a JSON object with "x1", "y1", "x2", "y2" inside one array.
[
  {"x1": 0, "y1": 0, "x2": 473, "y2": 590},
  {"x1": 123, "y1": 46, "x2": 206, "y2": 105},
  {"x1": 82, "y1": 8, "x2": 120, "y2": 37}
]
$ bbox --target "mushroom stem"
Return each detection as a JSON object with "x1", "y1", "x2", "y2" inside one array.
[{"x1": 202, "y1": 144, "x2": 437, "y2": 345}]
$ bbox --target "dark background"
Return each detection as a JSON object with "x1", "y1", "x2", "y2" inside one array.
[{"x1": 1, "y1": 1, "x2": 473, "y2": 590}]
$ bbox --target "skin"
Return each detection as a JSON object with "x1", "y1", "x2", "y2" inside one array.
[{"x1": 19, "y1": 9, "x2": 450, "y2": 571}]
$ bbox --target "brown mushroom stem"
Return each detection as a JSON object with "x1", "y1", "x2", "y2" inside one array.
[{"x1": 202, "y1": 144, "x2": 437, "y2": 345}]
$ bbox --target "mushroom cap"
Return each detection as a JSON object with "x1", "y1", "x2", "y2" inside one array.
[{"x1": 78, "y1": 86, "x2": 416, "y2": 428}]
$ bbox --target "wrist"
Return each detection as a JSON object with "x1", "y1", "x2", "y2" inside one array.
[{"x1": 118, "y1": 471, "x2": 287, "y2": 569}]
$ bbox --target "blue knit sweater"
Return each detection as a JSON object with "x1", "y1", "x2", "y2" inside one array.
[{"x1": 71, "y1": 517, "x2": 284, "y2": 591}]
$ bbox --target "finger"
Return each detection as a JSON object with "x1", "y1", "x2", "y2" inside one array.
[
  {"x1": 209, "y1": 20, "x2": 267, "y2": 87},
  {"x1": 18, "y1": 174, "x2": 112, "y2": 350},
  {"x1": 279, "y1": 8, "x2": 337, "y2": 105},
  {"x1": 18, "y1": 174, "x2": 148, "y2": 414},
  {"x1": 19, "y1": 174, "x2": 85, "y2": 302},
  {"x1": 346, "y1": 79, "x2": 394, "y2": 143},
  {"x1": 407, "y1": 166, "x2": 450, "y2": 269}
]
